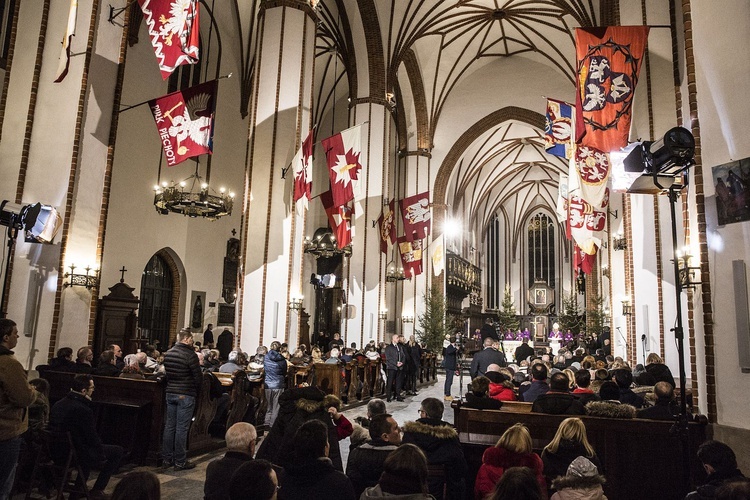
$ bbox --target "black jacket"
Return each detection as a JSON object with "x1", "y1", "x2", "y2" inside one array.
[
  {"x1": 645, "y1": 363, "x2": 676, "y2": 387},
  {"x1": 470, "y1": 348, "x2": 506, "y2": 378},
  {"x1": 73, "y1": 361, "x2": 93, "y2": 374},
  {"x1": 531, "y1": 392, "x2": 585, "y2": 415},
  {"x1": 685, "y1": 468, "x2": 747, "y2": 500},
  {"x1": 637, "y1": 399, "x2": 683, "y2": 421},
  {"x1": 92, "y1": 363, "x2": 120, "y2": 377},
  {"x1": 514, "y1": 343, "x2": 534, "y2": 363},
  {"x1": 464, "y1": 392, "x2": 503, "y2": 410},
  {"x1": 401, "y1": 418, "x2": 467, "y2": 500},
  {"x1": 256, "y1": 386, "x2": 344, "y2": 471},
  {"x1": 345, "y1": 440, "x2": 398, "y2": 497},
  {"x1": 48, "y1": 358, "x2": 76, "y2": 372},
  {"x1": 618, "y1": 388, "x2": 644, "y2": 408},
  {"x1": 49, "y1": 392, "x2": 104, "y2": 467},
  {"x1": 443, "y1": 345, "x2": 457, "y2": 371},
  {"x1": 408, "y1": 343, "x2": 422, "y2": 371},
  {"x1": 204, "y1": 451, "x2": 253, "y2": 500},
  {"x1": 216, "y1": 330, "x2": 234, "y2": 361},
  {"x1": 278, "y1": 457, "x2": 356, "y2": 500},
  {"x1": 479, "y1": 324, "x2": 498, "y2": 341},
  {"x1": 541, "y1": 439, "x2": 601, "y2": 487},
  {"x1": 163, "y1": 342, "x2": 202, "y2": 397},
  {"x1": 385, "y1": 343, "x2": 405, "y2": 370}
]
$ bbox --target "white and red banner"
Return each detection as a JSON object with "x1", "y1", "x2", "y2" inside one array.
[
  {"x1": 54, "y1": 0, "x2": 78, "y2": 83},
  {"x1": 398, "y1": 237, "x2": 423, "y2": 278},
  {"x1": 148, "y1": 80, "x2": 218, "y2": 166},
  {"x1": 568, "y1": 188, "x2": 609, "y2": 256},
  {"x1": 138, "y1": 0, "x2": 200, "y2": 79},
  {"x1": 322, "y1": 125, "x2": 364, "y2": 207},
  {"x1": 321, "y1": 191, "x2": 354, "y2": 249},
  {"x1": 400, "y1": 191, "x2": 431, "y2": 241},
  {"x1": 571, "y1": 145, "x2": 611, "y2": 208},
  {"x1": 293, "y1": 130, "x2": 315, "y2": 216},
  {"x1": 377, "y1": 199, "x2": 397, "y2": 254}
]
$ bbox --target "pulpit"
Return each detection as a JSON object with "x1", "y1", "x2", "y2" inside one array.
[{"x1": 94, "y1": 279, "x2": 140, "y2": 356}]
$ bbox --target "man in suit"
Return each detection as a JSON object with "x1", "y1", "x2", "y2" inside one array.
[
  {"x1": 384, "y1": 334, "x2": 405, "y2": 402},
  {"x1": 514, "y1": 337, "x2": 534, "y2": 363},
  {"x1": 470, "y1": 338, "x2": 506, "y2": 378},
  {"x1": 443, "y1": 336, "x2": 458, "y2": 401},
  {"x1": 479, "y1": 318, "x2": 498, "y2": 342}
]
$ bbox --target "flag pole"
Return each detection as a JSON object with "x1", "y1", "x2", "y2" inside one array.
[{"x1": 117, "y1": 73, "x2": 233, "y2": 114}]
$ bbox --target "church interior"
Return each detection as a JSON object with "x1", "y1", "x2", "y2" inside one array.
[{"x1": 2, "y1": 0, "x2": 750, "y2": 482}]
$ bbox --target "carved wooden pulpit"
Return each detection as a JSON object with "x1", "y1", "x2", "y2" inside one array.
[{"x1": 94, "y1": 279, "x2": 140, "y2": 356}]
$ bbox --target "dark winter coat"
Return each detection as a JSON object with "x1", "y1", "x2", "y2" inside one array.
[
  {"x1": 163, "y1": 342, "x2": 202, "y2": 397},
  {"x1": 255, "y1": 386, "x2": 344, "y2": 471},
  {"x1": 464, "y1": 392, "x2": 503, "y2": 410},
  {"x1": 532, "y1": 392, "x2": 585, "y2": 415},
  {"x1": 264, "y1": 349, "x2": 288, "y2": 389},
  {"x1": 645, "y1": 363, "x2": 676, "y2": 387},
  {"x1": 92, "y1": 363, "x2": 120, "y2": 377},
  {"x1": 541, "y1": 440, "x2": 601, "y2": 489},
  {"x1": 216, "y1": 330, "x2": 234, "y2": 361},
  {"x1": 522, "y1": 380, "x2": 550, "y2": 402},
  {"x1": 470, "y1": 348, "x2": 506, "y2": 378},
  {"x1": 584, "y1": 400, "x2": 636, "y2": 419},
  {"x1": 443, "y1": 345, "x2": 457, "y2": 371},
  {"x1": 345, "y1": 440, "x2": 398, "y2": 497},
  {"x1": 49, "y1": 392, "x2": 105, "y2": 467},
  {"x1": 514, "y1": 343, "x2": 535, "y2": 363},
  {"x1": 204, "y1": 451, "x2": 253, "y2": 500},
  {"x1": 48, "y1": 358, "x2": 76, "y2": 372},
  {"x1": 684, "y1": 468, "x2": 747, "y2": 500},
  {"x1": 278, "y1": 457, "x2": 355, "y2": 500},
  {"x1": 572, "y1": 388, "x2": 600, "y2": 406},
  {"x1": 637, "y1": 399, "x2": 684, "y2": 421},
  {"x1": 618, "y1": 388, "x2": 644, "y2": 408},
  {"x1": 479, "y1": 324, "x2": 498, "y2": 342},
  {"x1": 408, "y1": 343, "x2": 422, "y2": 371},
  {"x1": 474, "y1": 446, "x2": 545, "y2": 499},
  {"x1": 401, "y1": 418, "x2": 467, "y2": 500}
]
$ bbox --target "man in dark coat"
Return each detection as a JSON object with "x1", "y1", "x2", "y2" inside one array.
[
  {"x1": 531, "y1": 373, "x2": 585, "y2": 415},
  {"x1": 264, "y1": 341, "x2": 288, "y2": 427},
  {"x1": 49, "y1": 374, "x2": 124, "y2": 499},
  {"x1": 402, "y1": 397, "x2": 467, "y2": 500},
  {"x1": 203, "y1": 323, "x2": 215, "y2": 348},
  {"x1": 514, "y1": 337, "x2": 534, "y2": 364},
  {"x1": 162, "y1": 329, "x2": 202, "y2": 470},
  {"x1": 637, "y1": 382, "x2": 686, "y2": 421},
  {"x1": 345, "y1": 413, "x2": 401, "y2": 497},
  {"x1": 613, "y1": 369, "x2": 644, "y2": 408},
  {"x1": 216, "y1": 328, "x2": 234, "y2": 361},
  {"x1": 204, "y1": 422, "x2": 256, "y2": 500},
  {"x1": 470, "y1": 338, "x2": 506, "y2": 378},
  {"x1": 384, "y1": 334, "x2": 405, "y2": 402},
  {"x1": 521, "y1": 363, "x2": 550, "y2": 402},
  {"x1": 685, "y1": 441, "x2": 746, "y2": 500},
  {"x1": 443, "y1": 337, "x2": 458, "y2": 401},
  {"x1": 479, "y1": 318, "x2": 498, "y2": 342},
  {"x1": 277, "y1": 419, "x2": 356, "y2": 500},
  {"x1": 92, "y1": 350, "x2": 120, "y2": 377}
]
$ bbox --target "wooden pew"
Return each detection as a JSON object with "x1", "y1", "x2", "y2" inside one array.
[
  {"x1": 312, "y1": 362, "x2": 345, "y2": 399},
  {"x1": 451, "y1": 402, "x2": 708, "y2": 500},
  {"x1": 188, "y1": 372, "x2": 223, "y2": 453}
]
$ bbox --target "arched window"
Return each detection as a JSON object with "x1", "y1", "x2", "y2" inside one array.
[
  {"x1": 527, "y1": 213, "x2": 555, "y2": 288},
  {"x1": 139, "y1": 254, "x2": 174, "y2": 348}
]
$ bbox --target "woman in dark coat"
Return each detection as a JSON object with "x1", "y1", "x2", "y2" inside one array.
[
  {"x1": 645, "y1": 353, "x2": 676, "y2": 387},
  {"x1": 541, "y1": 418, "x2": 602, "y2": 493}
]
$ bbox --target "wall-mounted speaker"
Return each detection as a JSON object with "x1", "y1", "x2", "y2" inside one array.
[{"x1": 732, "y1": 260, "x2": 750, "y2": 373}]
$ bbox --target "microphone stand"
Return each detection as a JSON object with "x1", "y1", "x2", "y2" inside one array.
[{"x1": 641, "y1": 335, "x2": 647, "y2": 365}]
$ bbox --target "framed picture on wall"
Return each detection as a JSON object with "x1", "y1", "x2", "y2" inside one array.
[
  {"x1": 713, "y1": 157, "x2": 750, "y2": 226},
  {"x1": 217, "y1": 303, "x2": 235, "y2": 326},
  {"x1": 535, "y1": 288, "x2": 547, "y2": 306}
]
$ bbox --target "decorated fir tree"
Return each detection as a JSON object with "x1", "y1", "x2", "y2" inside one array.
[
  {"x1": 497, "y1": 284, "x2": 519, "y2": 333},
  {"x1": 559, "y1": 289, "x2": 582, "y2": 334},
  {"x1": 416, "y1": 286, "x2": 449, "y2": 353}
]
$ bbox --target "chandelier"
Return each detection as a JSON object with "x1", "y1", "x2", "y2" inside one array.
[
  {"x1": 385, "y1": 260, "x2": 408, "y2": 282},
  {"x1": 303, "y1": 228, "x2": 351, "y2": 258},
  {"x1": 153, "y1": 165, "x2": 234, "y2": 220}
]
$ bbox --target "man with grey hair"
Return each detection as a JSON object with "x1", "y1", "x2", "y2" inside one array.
[
  {"x1": 355, "y1": 398, "x2": 387, "y2": 429},
  {"x1": 220, "y1": 350, "x2": 246, "y2": 373},
  {"x1": 470, "y1": 337, "x2": 507, "y2": 378},
  {"x1": 204, "y1": 423, "x2": 257, "y2": 500}
]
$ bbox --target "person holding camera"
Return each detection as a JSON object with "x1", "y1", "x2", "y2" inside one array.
[{"x1": 443, "y1": 336, "x2": 458, "y2": 401}]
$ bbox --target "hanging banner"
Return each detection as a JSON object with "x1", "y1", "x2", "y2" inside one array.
[
  {"x1": 322, "y1": 125, "x2": 364, "y2": 207},
  {"x1": 400, "y1": 191, "x2": 431, "y2": 242},
  {"x1": 321, "y1": 191, "x2": 354, "y2": 249},
  {"x1": 293, "y1": 129, "x2": 315, "y2": 216},
  {"x1": 148, "y1": 80, "x2": 218, "y2": 166},
  {"x1": 398, "y1": 237, "x2": 423, "y2": 278},
  {"x1": 568, "y1": 188, "x2": 609, "y2": 255},
  {"x1": 575, "y1": 26, "x2": 650, "y2": 152},
  {"x1": 544, "y1": 98, "x2": 575, "y2": 159},
  {"x1": 377, "y1": 199, "x2": 397, "y2": 254},
  {"x1": 53, "y1": 0, "x2": 78, "y2": 83},
  {"x1": 138, "y1": 0, "x2": 201, "y2": 79}
]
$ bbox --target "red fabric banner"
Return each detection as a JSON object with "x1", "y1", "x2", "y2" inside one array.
[
  {"x1": 399, "y1": 191, "x2": 431, "y2": 242},
  {"x1": 148, "y1": 80, "x2": 218, "y2": 166},
  {"x1": 321, "y1": 191, "x2": 354, "y2": 249},
  {"x1": 293, "y1": 130, "x2": 315, "y2": 216},
  {"x1": 138, "y1": 0, "x2": 200, "y2": 79},
  {"x1": 377, "y1": 200, "x2": 397, "y2": 254},
  {"x1": 322, "y1": 125, "x2": 363, "y2": 207},
  {"x1": 575, "y1": 26, "x2": 650, "y2": 152},
  {"x1": 398, "y1": 237, "x2": 423, "y2": 278},
  {"x1": 574, "y1": 245, "x2": 597, "y2": 275}
]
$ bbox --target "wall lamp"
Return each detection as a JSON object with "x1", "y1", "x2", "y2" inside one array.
[
  {"x1": 612, "y1": 233, "x2": 627, "y2": 251},
  {"x1": 379, "y1": 309, "x2": 388, "y2": 320},
  {"x1": 621, "y1": 299, "x2": 633, "y2": 317},
  {"x1": 676, "y1": 248, "x2": 701, "y2": 289},
  {"x1": 64, "y1": 264, "x2": 100, "y2": 289},
  {"x1": 401, "y1": 314, "x2": 414, "y2": 324},
  {"x1": 288, "y1": 295, "x2": 303, "y2": 311}
]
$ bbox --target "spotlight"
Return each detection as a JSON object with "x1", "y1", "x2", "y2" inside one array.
[
  {"x1": 1, "y1": 201, "x2": 62, "y2": 243},
  {"x1": 620, "y1": 127, "x2": 695, "y2": 194}
]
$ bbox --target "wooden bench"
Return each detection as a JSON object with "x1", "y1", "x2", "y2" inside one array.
[{"x1": 451, "y1": 402, "x2": 708, "y2": 500}]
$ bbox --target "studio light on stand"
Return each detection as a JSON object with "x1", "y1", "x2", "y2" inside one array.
[
  {"x1": 1, "y1": 200, "x2": 63, "y2": 317},
  {"x1": 615, "y1": 126, "x2": 696, "y2": 493}
]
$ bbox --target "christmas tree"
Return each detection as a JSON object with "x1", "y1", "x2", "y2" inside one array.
[
  {"x1": 497, "y1": 284, "x2": 519, "y2": 333},
  {"x1": 416, "y1": 286, "x2": 449, "y2": 353}
]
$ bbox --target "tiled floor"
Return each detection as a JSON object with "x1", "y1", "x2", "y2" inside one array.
[{"x1": 18, "y1": 373, "x2": 456, "y2": 499}]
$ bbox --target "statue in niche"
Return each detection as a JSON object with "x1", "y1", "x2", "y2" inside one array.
[{"x1": 192, "y1": 295, "x2": 203, "y2": 329}]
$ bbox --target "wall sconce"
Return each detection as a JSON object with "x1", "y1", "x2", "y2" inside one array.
[
  {"x1": 378, "y1": 309, "x2": 388, "y2": 320},
  {"x1": 612, "y1": 233, "x2": 627, "y2": 251},
  {"x1": 401, "y1": 314, "x2": 414, "y2": 324},
  {"x1": 601, "y1": 265, "x2": 610, "y2": 279},
  {"x1": 622, "y1": 299, "x2": 633, "y2": 316},
  {"x1": 288, "y1": 295, "x2": 303, "y2": 311},
  {"x1": 676, "y1": 248, "x2": 701, "y2": 289},
  {"x1": 64, "y1": 264, "x2": 100, "y2": 289},
  {"x1": 385, "y1": 261, "x2": 408, "y2": 282}
]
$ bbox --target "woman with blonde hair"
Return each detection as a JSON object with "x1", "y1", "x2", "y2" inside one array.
[
  {"x1": 474, "y1": 423, "x2": 546, "y2": 499},
  {"x1": 541, "y1": 418, "x2": 601, "y2": 492},
  {"x1": 645, "y1": 352, "x2": 676, "y2": 387},
  {"x1": 562, "y1": 369, "x2": 576, "y2": 390}
]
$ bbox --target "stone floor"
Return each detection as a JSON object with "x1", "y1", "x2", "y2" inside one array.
[{"x1": 18, "y1": 373, "x2": 459, "y2": 499}]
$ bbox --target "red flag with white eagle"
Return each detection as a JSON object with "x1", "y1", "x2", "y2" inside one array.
[
  {"x1": 400, "y1": 192, "x2": 431, "y2": 242},
  {"x1": 138, "y1": 0, "x2": 200, "y2": 79},
  {"x1": 377, "y1": 200, "x2": 397, "y2": 254},
  {"x1": 398, "y1": 237, "x2": 423, "y2": 278},
  {"x1": 575, "y1": 26, "x2": 650, "y2": 152},
  {"x1": 322, "y1": 125, "x2": 364, "y2": 207},
  {"x1": 293, "y1": 130, "x2": 315, "y2": 216},
  {"x1": 148, "y1": 80, "x2": 218, "y2": 166},
  {"x1": 321, "y1": 191, "x2": 354, "y2": 249}
]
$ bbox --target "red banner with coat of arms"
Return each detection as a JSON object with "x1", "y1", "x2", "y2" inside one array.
[
  {"x1": 575, "y1": 26, "x2": 650, "y2": 152},
  {"x1": 138, "y1": 0, "x2": 201, "y2": 79},
  {"x1": 377, "y1": 200, "x2": 397, "y2": 254},
  {"x1": 399, "y1": 192, "x2": 431, "y2": 242}
]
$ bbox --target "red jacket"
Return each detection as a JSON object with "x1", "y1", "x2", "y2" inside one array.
[
  {"x1": 474, "y1": 446, "x2": 546, "y2": 499},
  {"x1": 489, "y1": 382, "x2": 517, "y2": 402}
]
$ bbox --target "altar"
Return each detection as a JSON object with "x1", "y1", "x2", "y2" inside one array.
[{"x1": 497, "y1": 340, "x2": 534, "y2": 358}]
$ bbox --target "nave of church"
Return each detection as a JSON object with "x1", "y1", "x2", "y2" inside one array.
[{"x1": 1, "y1": 0, "x2": 750, "y2": 494}]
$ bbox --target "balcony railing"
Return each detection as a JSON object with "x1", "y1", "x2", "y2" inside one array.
[{"x1": 446, "y1": 251, "x2": 481, "y2": 296}]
